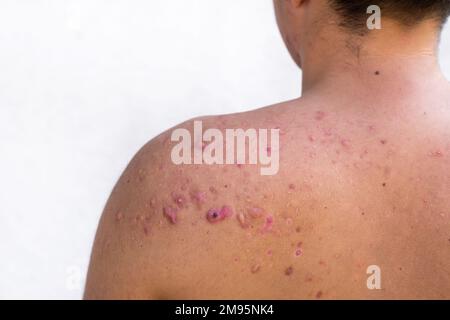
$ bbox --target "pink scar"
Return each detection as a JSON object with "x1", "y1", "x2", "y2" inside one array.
[
  {"x1": 163, "y1": 206, "x2": 178, "y2": 224},
  {"x1": 206, "y1": 205, "x2": 234, "y2": 223}
]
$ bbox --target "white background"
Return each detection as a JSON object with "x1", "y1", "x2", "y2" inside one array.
[{"x1": 0, "y1": 0, "x2": 449, "y2": 300}]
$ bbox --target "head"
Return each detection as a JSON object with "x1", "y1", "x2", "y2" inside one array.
[{"x1": 274, "y1": 0, "x2": 450, "y2": 68}]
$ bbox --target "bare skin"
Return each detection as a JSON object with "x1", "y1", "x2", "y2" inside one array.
[{"x1": 84, "y1": 0, "x2": 450, "y2": 299}]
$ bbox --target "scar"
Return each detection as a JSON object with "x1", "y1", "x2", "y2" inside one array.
[
  {"x1": 237, "y1": 212, "x2": 248, "y2": 228},
  {"x1": 206, "y1": 206, "x2": 234, "y2": 223},
  {"x1": 284, "y1": 266, "x2": 294, "y2": 276},
  {"x1": 163, "y1": 206, "x2": 178, "y2": 224}
]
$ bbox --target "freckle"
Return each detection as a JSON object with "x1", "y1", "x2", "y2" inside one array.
[
  {"x1": 251, "y1": 264, "x2": 261, "y2": 274},
  {"x1": 163, "y1": 206, "x2": 178, "y2": 224},
  {"x1": 315, "y1": 111, "x2": 326, "y2": 121},
  {"x1": 319, "y1": 260, "x2": 326, "y2": 266},
  {"x1": 206, "y1": 206, "x2": 234, "y2": 223},
  {"x1": 296, "y1": 227, "x2": 301, "y2": 233},
  {"x1": 115, "y1": 212, "x2": 124, "y2": 222},
  {"x1": 316, "y1": 291, "x2": 323, "y2": 299},
  {"x1": 380, "y1": 139, "x2": 387, "y2": 145},
  {"x1": 361, "y1": 212, "x2": 365, "y2": 216},
  {"x1": 224, "y1": 184, "x2": 229, "y2": 189},
  {"x1": 284, "y1": 266, "x2": 294, "y2": 276},
  {"x1": 288, "y1": 184, "x2": 296, "y2": 190},
  {"x1": 382, "y1": 182, "x2": 386, "y2": 187}
]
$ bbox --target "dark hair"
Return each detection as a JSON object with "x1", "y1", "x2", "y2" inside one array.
[{"x1": 329, "y1": 0, "x2": 450, "y2": 30}]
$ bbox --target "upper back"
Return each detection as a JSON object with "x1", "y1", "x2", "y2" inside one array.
[{"x1": 84, "y1": 87, "x2": 450, "y2": 299}]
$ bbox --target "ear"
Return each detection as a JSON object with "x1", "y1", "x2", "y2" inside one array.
[
  {"x1": 291, "y1": 0, "x2": 302, "y2": 8},
  {"x1": 290, "y1": 0, "x2": 308, "y2": 8}
]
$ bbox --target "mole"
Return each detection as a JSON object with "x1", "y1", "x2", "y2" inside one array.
[{"x1": 375, "y1": 70, "x2": 380, "y2": 75}]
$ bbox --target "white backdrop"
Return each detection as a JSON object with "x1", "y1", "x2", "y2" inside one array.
[{"x1": 0, "y1": 0, "x2": 449, "y2": 300}]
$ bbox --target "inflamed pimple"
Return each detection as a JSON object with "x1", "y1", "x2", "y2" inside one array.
[
  {"x1": 206, "y1": 206, "x2": 234, "y2": 223},
  {"x1": 163, "y1": 206, "x2": 178, "y2": 224},
  {"x1": 262, "y1": 215, "x2": 274, "y2": 232}
]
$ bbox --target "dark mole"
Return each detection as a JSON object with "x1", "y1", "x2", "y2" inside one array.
[
  {"x1": 380, "y1": 139, "x2": 387, "y2": 145},
  {"x1": 382, "y1": 183, "x2": 386, "y2": 187},
  {"x1": 375, "y1": 71, "x2": 380, "y2": 75},
  {"x1": 361, "y1": 212, "x2": 365, "y2": 216}
]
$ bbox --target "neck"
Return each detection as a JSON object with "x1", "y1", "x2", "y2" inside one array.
[{"x1": 301, "y1": 20, "x2": 445, "y2": 98}]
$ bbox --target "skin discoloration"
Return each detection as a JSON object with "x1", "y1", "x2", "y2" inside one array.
[
  {"x1": 315, "y1": 111, "x2": 326, "y2": 121},
  {"x1": 262, "y1": 215, "x2": 274, "y2": 232},
  {"x1": 284, "y1": 266, "x2": 294, "y2": 276}
]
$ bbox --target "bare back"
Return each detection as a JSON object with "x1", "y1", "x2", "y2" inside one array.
[{"x1": 84, "y1": 82, "x2": 450, "y2": 299}]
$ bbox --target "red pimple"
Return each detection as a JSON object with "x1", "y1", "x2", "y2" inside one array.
[
  {"x1": 295, "y1": 248, "x2": 303, "y2": 257},
  {"x1": 163, "y1": 206, "x2": 178, "y2": 224},
  {"x1": 289, "y1": 184, "x2": 296, "y2": 190},
  {"x1": 262, "y1": 215, "x2": 274, "y2": 232}
]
